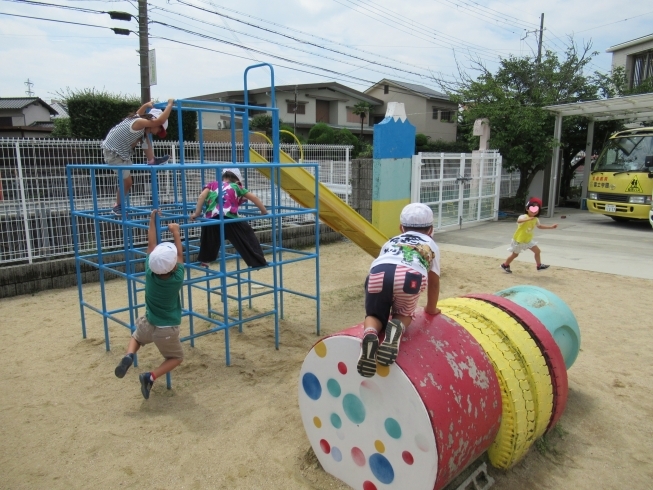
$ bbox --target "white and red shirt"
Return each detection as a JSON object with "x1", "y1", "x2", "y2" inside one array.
[{"x1": 370, "y1": 232, "x2": 440, "y2": 277}]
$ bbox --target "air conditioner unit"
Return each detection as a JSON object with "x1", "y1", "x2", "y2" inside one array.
[{"x1": 217, "y1": 121, "x2": 224, "y2": 129}]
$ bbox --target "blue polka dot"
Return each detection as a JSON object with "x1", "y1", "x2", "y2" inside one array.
[
  {"x1": 330, "y1": 413, "x2": 342, "y2": 429},
  {"x1": 384, "y1": 418, "x2": 402, "y2": 439},
  {"x1": 327, "y1": 378, "x2": 341, "y2": 397},
  {"x1": 342, "y1": 393, "x2": 365, "y2": 424},
  {"x1": 331, "y1": 446, "x2": 342, "y2": 462},
  {"x1": 302, "y1": 372, "x2": 321, "y2": 400},
  {"x1": 369, "y1": 453, "x2": 395, "y2": 484}
]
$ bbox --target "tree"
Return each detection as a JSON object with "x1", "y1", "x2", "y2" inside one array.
[
  {"x1": 51, "y1": 118, "x2": 72, "y2": 138},
  {"x1": 352, "y1": 102, "x2": 373, "y2": 140},
  {"x1": 451, "y1": 44, "x2": 601, "y2": 202},
  {"x1": 308, "y1": 123, "x2": 335, "y2": 144}
]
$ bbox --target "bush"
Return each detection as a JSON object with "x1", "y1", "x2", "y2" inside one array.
[
  {"x1": 63, "y1": 88, "x2": 140, "y2": 140},
  {"x1": 166, "y1": 109, "x2": 197, "y2": 142},
  {"x1": 415, "y1": 133, "x2": 429, "y2": 147},
  {"x1": 280, "y1": 124, "x2": 297, "y2": 144},
  {"x1": 50, "y1": 118, "x2": 72, "y2": 138},
  {"x1": 334, "y1": 128, "x2": 361, "y2": 157},
  {"x1": 308, "y1": 123, "x2": 335, "y2": 144},
  {"x1": 59, "y1": 88, "x2": 196, "y2": 141}
]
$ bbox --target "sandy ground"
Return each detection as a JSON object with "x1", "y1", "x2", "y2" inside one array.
[{"x1": 1, "y1": 239, "x2": 652, "y2": 490}]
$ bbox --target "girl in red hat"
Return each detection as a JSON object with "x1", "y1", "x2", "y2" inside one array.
[{"x1": 500, "y1": 197, "x2": 557, "y2": 273}]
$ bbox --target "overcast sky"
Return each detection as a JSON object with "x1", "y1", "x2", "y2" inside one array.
[{"x1": 1, "y1": 0, "x2": 652, "y2": 102}]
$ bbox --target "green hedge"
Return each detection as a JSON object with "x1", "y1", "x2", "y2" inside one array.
[{"x1": 64, "y1": 89, "x2": 196, "y2": 141}]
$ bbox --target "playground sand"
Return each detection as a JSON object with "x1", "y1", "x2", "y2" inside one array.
[{"x1": 0, "y1": 240, "x2": 652, "y2": 490}]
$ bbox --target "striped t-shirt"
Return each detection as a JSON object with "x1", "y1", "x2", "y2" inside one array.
[{"x1": 102, "y1": 118, "x2": 145, "y2": 161}]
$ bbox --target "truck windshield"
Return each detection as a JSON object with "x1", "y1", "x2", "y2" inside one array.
[{"x1": 593, "y1": 135, "x2": 653, "y2": 172}]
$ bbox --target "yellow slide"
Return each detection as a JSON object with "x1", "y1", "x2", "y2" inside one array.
[{"x1": 248, "y1": 148, "x2": 387, "y2": 257}]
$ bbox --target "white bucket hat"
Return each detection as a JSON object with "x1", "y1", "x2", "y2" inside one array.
[
  {"x1": 148, "y1": 108, "x2": 169, "y2": 132},
  {"x1": 223, "y1": 168, "x2": 243, "y2": 182},
  {"x1": 149, "y1": 242, "x2": 178, "y2": 274},
  {"x1": 400, "y1": 203, "x2": 434, "y2": 228}
]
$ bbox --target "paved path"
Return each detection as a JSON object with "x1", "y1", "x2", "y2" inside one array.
[{"x1": 434, "y1": 208, "x2": 653, "y2": 279}]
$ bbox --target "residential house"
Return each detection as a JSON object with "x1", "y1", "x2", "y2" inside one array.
[
  {"x1": 606, "y1": 33, "x2": 653, "y2": 90},
  {"x1": 365, "y1": 79, "x2": 457, "y2": 142},
  {"x1": 0, "y1": 97, "x2": 57, "y2": 137},
  {"x1": 188, "y1": 82, "x2": 383, "y2": 141}
]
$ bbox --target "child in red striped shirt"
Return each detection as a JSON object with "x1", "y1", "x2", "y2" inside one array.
[{"x1": 357, "y1": 203, "x2": 441, "y2": 378}]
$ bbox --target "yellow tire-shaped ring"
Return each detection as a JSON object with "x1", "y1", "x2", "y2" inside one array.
[{"x1": 440, "y1": 298, "x2": 553, "y2": 469}]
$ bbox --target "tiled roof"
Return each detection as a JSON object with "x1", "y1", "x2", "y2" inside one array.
[
  {"x1": 0, "y1": 97, "x2": 57, "y2": 114},
  {"x1": 384, "y1": 80, "x2": 449, "y2": 100}
]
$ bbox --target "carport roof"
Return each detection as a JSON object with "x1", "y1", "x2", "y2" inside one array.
[{"x1": 543, "y1": 93, "x2": 653, "y2": 123}]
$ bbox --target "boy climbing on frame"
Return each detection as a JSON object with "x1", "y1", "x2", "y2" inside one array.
[
  {"x1": 114, "y1": 209, "x2": 185, "y2": 399},
  {"x1": 357, "y1": 203, "x2": 441, "y2": 378}
]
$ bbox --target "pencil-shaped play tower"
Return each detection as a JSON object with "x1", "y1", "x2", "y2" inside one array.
[{"x1": 298, "y1": 286, "x2": 580, "y2": 490}]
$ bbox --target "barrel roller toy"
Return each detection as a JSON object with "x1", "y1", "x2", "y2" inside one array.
[{"x1": 298, "y1": 286, "x2": 580, "y2": 489}]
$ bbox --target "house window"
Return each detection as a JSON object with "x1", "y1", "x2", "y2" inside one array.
[
  {"x1": 432, "y1": 107, "x2": 439, "y2": 120},
  {"x1": 346, "y1": 107, "x2": 361, "y2": 124},
  {"x1": 632, "y1": 50, "x2": 653, "y2": 88},
  {"x1": 287, "y1": 102, "x2": 305, "y2": 115},
  {"x1": 440, "y1": 110, "x2": 455, "y2": 123},
  {"x1": 384, "y1": 84, "x2": 389, "y2": 94},
  {"x1": 0, "y1": 117, "x2": 12, "y2": 126}
]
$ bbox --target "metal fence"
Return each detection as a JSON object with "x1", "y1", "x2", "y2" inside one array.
[
  {"x1": 412, "y1": 151, "x2": 503, "y2": 230},
  {"x1": 500, "y1": 171, "x2": 520, "y2": 198},
  {"x1": 0, "y1": 138, "x2": 352, "y2": 264}
]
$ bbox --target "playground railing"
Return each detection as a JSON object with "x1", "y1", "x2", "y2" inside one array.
[{"x1": 0, "y1": 138, "x2": 353, "y2": 264}]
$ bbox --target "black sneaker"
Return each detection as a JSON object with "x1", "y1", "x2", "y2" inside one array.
[
  {"x1": 500, "y1": 263, "x2": 512, "y2": 274},
  {"x1": 357, "y1": 332, "x2": 379, "y2": 378},
  {"x1": 148, "y1": 155, "x2": 170, "y2": 165},
  {"x1": 114, "y1": 355, "x2": 133, "y2": 378},
  {"x1": 139, "y1": 373, "x2": 153, "y2": 399},
  {"x1": 112, "y1": 203, "x2": 122, "y2": 216},
  {"x1": 537, "y1": 264, "x2": 550, "y2": 271},
  {"x1": 377, "y1": 320, "x2": 405, "y2": 367}
]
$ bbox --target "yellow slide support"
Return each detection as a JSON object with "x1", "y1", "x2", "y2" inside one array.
[{"x1": 248, "y1": 147, "x2": 388, "y2": 257}]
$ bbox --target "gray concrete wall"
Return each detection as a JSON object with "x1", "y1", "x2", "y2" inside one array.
[{"x1": 0, "y1": 223, "x2": 343, "y2": 298}]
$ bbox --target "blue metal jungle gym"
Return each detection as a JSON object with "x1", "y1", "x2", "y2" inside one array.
[{"x1": 66, "y1": 64, "x2": 321, "y2": 388}]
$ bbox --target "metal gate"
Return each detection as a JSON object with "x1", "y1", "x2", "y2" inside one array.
[{"x1": 411, "y1": 151, "x2": 503, "y2": 230}]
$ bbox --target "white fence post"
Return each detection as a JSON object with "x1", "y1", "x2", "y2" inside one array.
[
  {"x1": 494, "y1": 154, "x2": 502, "y2": 221},
  {"x1": 14, "y1": 141, "x2": 33, "y2": 263},
  {"x1": 411, "y1": 154, "x2": 421, "y2": 203},
  {"x1": 345, "y1": 146, "x2": 350, "y2": 205}
]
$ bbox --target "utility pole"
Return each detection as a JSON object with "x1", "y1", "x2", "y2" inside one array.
[
  {"x1": 536, "y1": 13, "x2": 544, "y2": 65},
  {"x1": 138, "y1": 0, "x2": 151, "y2": 104},
  {"x1": 293, "y1": 85, "x2": 298, "y2": 135},
  {"x1": 24, "y1": 79, "x2": 34, "y2": 97}
]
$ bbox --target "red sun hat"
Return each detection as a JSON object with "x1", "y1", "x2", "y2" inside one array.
[{"x1": 527, "y1": 197, "x2": 542, "y2": 208}]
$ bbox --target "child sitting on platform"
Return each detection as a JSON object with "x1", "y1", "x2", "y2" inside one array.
[
  {"x1": 114, "y1": 209, "x2": 185, "y2": 400},
  {"x1": 357, "y1": 203, "x2": 441, "y2": 378},
  {"x1": 190, "y1": 168, "x2": 268, "y2": 269}
]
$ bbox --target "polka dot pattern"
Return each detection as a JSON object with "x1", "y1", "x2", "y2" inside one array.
[
  {"x1": 320, "y1": 439, "x2": 331, "y2": 454},
  {"x1": 327, "y1": 379, "x2": 341, "y2": 398}
]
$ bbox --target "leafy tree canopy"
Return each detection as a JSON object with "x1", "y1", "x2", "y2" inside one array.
[{"x1": 451, "y1": 43, "x2": 616, "y2": 202}]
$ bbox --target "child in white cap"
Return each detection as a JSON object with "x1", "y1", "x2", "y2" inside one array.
[
  {"x1": 190, "y1": 168, "x2": 268, "y2": 269},
  {"x1": 114, "y1": 209, "x2": 185, "y2": 399},
  {"x1": 357, "y1": 202, "x2": 441, "y2": 378},
  {"x1": 101, "y1": 99, "x2": 174, "y2": 215}
]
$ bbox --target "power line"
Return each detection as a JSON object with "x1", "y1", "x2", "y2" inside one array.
[
  {"x1": 187, "y1": 0, "x2": 456, "y2": 74},
  {"x1": 330, "y1": 0, "x2": 498, "y2": 63},
  {"x1": 0, "y1": 11, "x2": 132, "y2": 33},
  {"x1": 335, "y1": 0, "x2": 508, "y2": 57},
  {"x1": 149, "y1": 5, "x2": 450, "y2": 87},
  {"x1": 170, "y1": 0, "x2": 458, "y2": 83},
  {"x1": 573, "y1": 10, "x2": 653, "y2": 34}
]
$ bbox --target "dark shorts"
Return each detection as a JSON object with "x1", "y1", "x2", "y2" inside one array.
[{"x1": 364, "y1": 263, "x2": 426, "y2": 329}]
